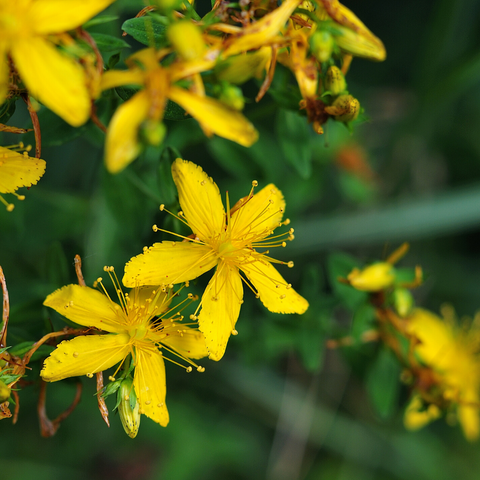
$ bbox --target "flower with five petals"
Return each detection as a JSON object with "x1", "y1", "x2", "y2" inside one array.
[{"x1": 123, "y1": 159, "x2": 309, "y2": 361}]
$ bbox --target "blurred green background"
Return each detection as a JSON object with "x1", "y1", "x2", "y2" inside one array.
[{"x1": 2, "y1": 0, "x2": 480, "y2": 479}]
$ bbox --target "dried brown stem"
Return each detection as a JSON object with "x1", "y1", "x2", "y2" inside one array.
[
  {"x1": 74, "y1": 254, "x2": 86, "y2": 287},
  {"x1": 21, "y1": 94, "x2": 42, "y2": 158},
  {"x1": 0, "y1": 266, "x2": 9, "y2": 349},
  {"x1": 38, "y1": 379, "x2": 83, "y2": 437},
  {"x1": 96, "y1": 372, "x2": 110, "y2": 427}
]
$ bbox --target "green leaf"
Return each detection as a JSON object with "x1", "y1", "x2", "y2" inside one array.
[
  {"x1": 31, "y1": 108, "x2": 86, "y2": 146},
  {"x1": 276, "y1": 109, "x2": 312, "y2": 179},
  {"x1": 115, "y1": 86, "x2": 139, "y2": 101},
  {"x1": 89, "y1": 33, "x2": 130, "y2": 54},
  {"x1": 366, "y1": 347, "x2": 401, "y2": 419},
  {"x1": 327, "y1": 253, "x2": 366, "y2": 310},
  {"x1": 83, "y1": 15, "x2": 118, "y2": 28},
  {"x1": 157, "y1": 146, "x2": 180, "y2": 205},
  {"x1": 164, "y1": 100, "x2": 189, "y2": 121},
  {"x1": 0, "y1": 99, "x2": 16, "y2": 122},
  {"x1": 121, "y1": 16, "x2": 168, "y2": 48},
  {"x1": 351, "y1": 304, "x2": 376, "y2": 341}
]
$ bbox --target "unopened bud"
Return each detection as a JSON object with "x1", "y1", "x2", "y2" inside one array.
[
  {"x1": 332, "y1": 25, "x2": 386, "y2": 62},
  {"x1": 309, "y1": 30, "x2": 334, "y2": 63},
  {"x1": 393, "y1": 288, "x2": 414, "y2": 317},
  {"x1": 347, "y1": 262, "x2": 395, "y2": 292},
  {"x1": 0, "y1": 380, "x2": 11, "y2": 403},
  {"x1": 217, "y1": 84, "x2": 245, "y2": 111},
  {"x1": 324, "y1": 66, "x2": 347, "y2": 96},
  {"x1": 118, "y1": 378, "x2": 141, "y2": 439},
  {"x1": 167, "y1": 20, "x2": 206, "y2": 61},
  {"x1": 215, "y1": 47, "x2": 271, "y2": 85},
  {"x1": 139, "y1": 120, "x2": 166, "y2": 147},
  {"x1": 326, "y1": 94, "x2": 360, "y2": 122}
]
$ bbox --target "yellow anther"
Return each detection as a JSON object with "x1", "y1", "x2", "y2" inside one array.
[
  {"x1": 153, "y1": 225, "x2": 159, "y2": 232},
  {"x1": 159, "y1": 204, "x2": 165, "y2": 211},
  {"x1": 109, "y1": 376, "x2": 115, "y2": 381},
  {"x1": 86, "y1": 373, "x2": 93, "y2": 378},
  {"x1": 186, "y1": 366, "x2": 193, "y2": 373},
  {"x1": 252, "y1": 180, "x2": 258, "y2": 187},
  {"x1": 287, "y1": 261, "x2": 294, "y2": 268},
  {"x1": 197, "y1": 366, "x2": 205, "y2": 373},
  {"x1": 231, "y1": 329, "x2": 238, "y2": 336}
]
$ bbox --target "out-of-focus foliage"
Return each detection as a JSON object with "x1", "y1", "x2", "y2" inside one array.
[{"x1": 2, "y1": 0, "x2": 480, "y2": 479}]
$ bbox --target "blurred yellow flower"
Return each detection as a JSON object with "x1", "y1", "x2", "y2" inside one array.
[
  {"x1": 0, "y1": 0, "x2": 115, "y2": 126},
  {"x1": 347, "y1": 262, "x2": 395, "y2": 292},
  {"x1": 41, "y1": 275, "x2": 208, "y2": 427},
  {"x1": 123, "y1": 159, "x2": 309, "y2": 361},
  {"x1": 0, "y1": 144, "x2": 46, "y2": 211},
  {"x1": 101, "y1": 48, "x2": 258, "y2": 174},
  {"x1": 405, "y1": 308, "x2": 480, "y2": 441}
]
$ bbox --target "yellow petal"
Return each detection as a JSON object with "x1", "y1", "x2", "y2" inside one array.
[
  {"x1": 105, "y1": 90, "x2": 151, "y2": 174},
  {"x1": 459, "y1": 393, "x2": 480, "y2": 441},
  {"x1": 133, "y1": 346, "x2": 169, "y2": 426},
  {"x1": 100, "y1": 69, "x2": 146, "y2": 92},
  {"x1": 230, "y1": 183, "x2": 285, "y2": 242},
  {"x1": 0, "y1": 147, "x2": 46, "y2": 193},
  {"x1": 41, "y1": 333, "x2": 131, "y2": 382},
  {"x1": 168, "y1": 87, "x2": 258, "y2": 147},
  {"x1": 241, "y1": 259, "x2": 309, "y2": 314},
  {"x1": 44, "y1": 284, "x2": 127, "y2": 333},
  {"x1": 198, "y1": 262, "x2": 243, "y2": 361},
  {"x1": 403, "y1": 395, "x2": 441, "y2": 431},
  {"x1": 171, "y1": 158, "x2": 225, "y2": 242},
  {"x1": 223, "y1": 0, "x2": 302, "y2": 56},
  {"x1": 30, "y1": 0, "x2": 115, "y2": 34},
  {"x1": 123, "y1": 241, "x2": 218, "y2": 288},
  {"x1": 11, "y1": 38, "x2": 90, "y2": 126},
  {"x1": 169, "y1": 56, "x2": 217, "y2": 82},
  {"x1": 161, "y1": 324, "x2": 208, "y2": 360}
]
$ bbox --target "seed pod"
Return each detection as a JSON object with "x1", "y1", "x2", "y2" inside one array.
[
  {"x1": 118, "y1": 378, "x2": 141, "y2": 439},
  {"x1": 324, "y1": 66, "x2": 347, "y2": 96},
  {"x1": 326, "y1": 94, "x2": 360, "y2": 122}
]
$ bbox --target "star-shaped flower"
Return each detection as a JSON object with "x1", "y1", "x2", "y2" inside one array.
[
  {"x1": 123, "y1": 159, "x2": 309, "y2": 361},
  {"x1": 0, "y1": 0, "x2": 115, "y2": 126},
  {"x1": 41, "y1": 274, "x2": 207, "y2": 427}
]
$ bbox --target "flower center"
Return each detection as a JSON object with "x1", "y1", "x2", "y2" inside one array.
[
  {"x1": 217, "y1": 239, "x2": 237, "y2": 258},
  {"x1": 129, "y1": 325, "x2": 149, "y2": 341}
]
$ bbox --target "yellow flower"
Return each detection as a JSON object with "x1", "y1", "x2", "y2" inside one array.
[
  {"x1": 0, "y1": 144, "x2": 46, "y2": 211},
  {"x1": 41, "y1": 273, "x2": 208, "y2": 427},
  {"x1": 101, "y1": 48, "x2": 258, "y2": 174},
  {"x1": 405, "y1": 308, "x2": 480, "y2": 440},
  {"x1": 347, "y1": 262, "x2": 395, "y2": 292},
  {"x1": 0, "y1": 0, "x2": 115, "y2": 126},
  {"x1": 123, "y1": 159, "x2": 309, "y2": 361}
]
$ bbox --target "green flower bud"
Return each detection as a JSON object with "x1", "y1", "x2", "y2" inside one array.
[
  {"x1": 217, "y1": 84, "x2": 245, "y2": 111},
  {"x1": 324, "y1": 66, "x2": 347, "y2": 96},
  {"x1": 139, "y1": 120, "x2": 166, "y2": 147},
  {"x1": 118, "y1": 378, "x2": 140, "y2": 439},
  {"x1": 332, "y1": 25, "x2": 386, "y2": 62},
  {"x1": 0, "y1": 379, "x2": 11, "y2": 403},
  {"x1": 393, "y1": 288, "x2": 414, "y2": 317},
  {"x1": 309, "y1": 30, "x2": 334, "y2": 63}
]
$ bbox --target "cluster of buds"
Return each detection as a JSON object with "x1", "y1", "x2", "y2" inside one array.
[
  {"x1": 0, "y1": 0, "x2": 385, "y2": 176},
  {"x1": 341, "y1": 244, "x2": 480, "y2": 441}
]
